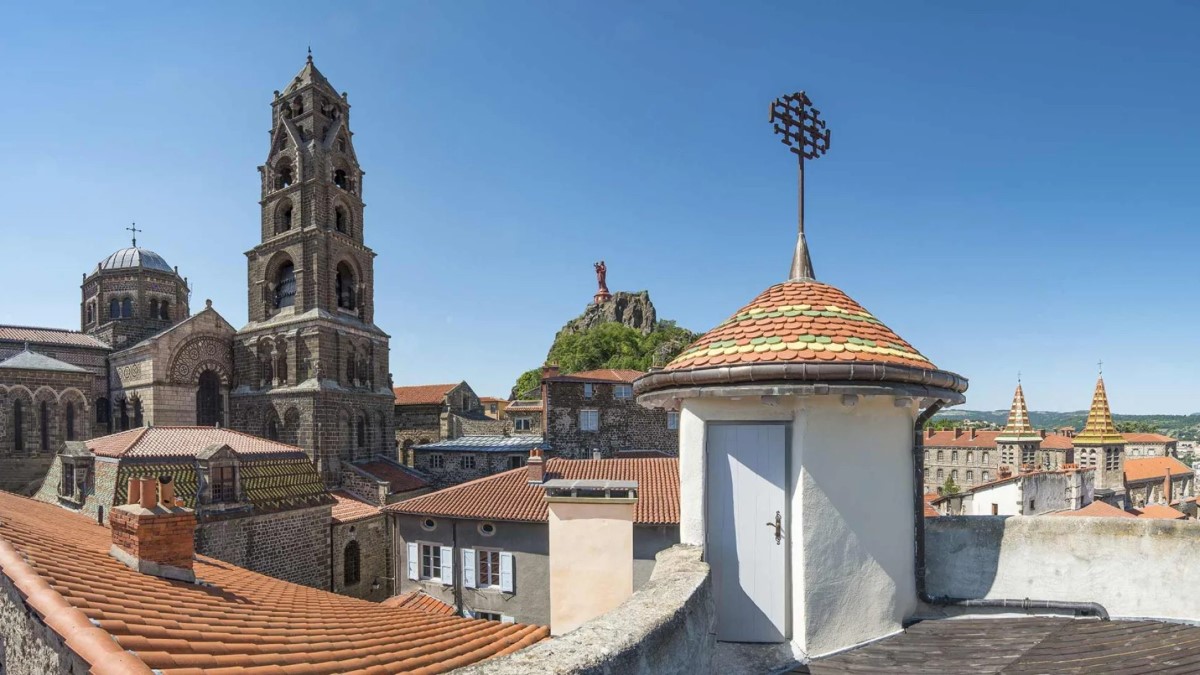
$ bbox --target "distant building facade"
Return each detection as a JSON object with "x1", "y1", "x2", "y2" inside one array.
[
  {"x1": 934, "y1": 468, "x2": 1095, "y2": 516},
  {"x1": 540, "y1": 366, "x2": 677, "y2": 458}
]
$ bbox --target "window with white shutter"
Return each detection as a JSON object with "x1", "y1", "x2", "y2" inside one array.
[
  {"x1": 499, "y1": 551, "x2": 514, "y2": 593},
  {"x1": 407, "y1": 542, "x2": 418, "y2": 580},
  {"x1": 440, "y1": 545, "x2": 453, "y2": 586},
  {"x1": 462, "y1": 548, "x2": 476, "y2": 589}
]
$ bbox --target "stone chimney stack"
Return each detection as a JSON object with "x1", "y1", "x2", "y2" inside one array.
[
  {"x1": 541, "y1": 364, "x2": 560, "y2": 381},
  {"x1": 526, "y1": 448, "x2": 546, "y2": 484},
  {"x1": 1163, "y1": 471, "x2": 1172, "y2": 505},
  {"x1": 109, "y1": 476, "x2": 196, "y2": 582},
  {"x1": 925, "y1": 428, "x2": 935, "y2": 440},
  {"x1": 953, "y1": 427, "x2": 963, "y2": 439}
]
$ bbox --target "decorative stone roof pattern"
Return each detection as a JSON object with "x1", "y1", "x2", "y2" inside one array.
[
  {"x1": 663, "y1": 281, "x2": 934, "y2": 371},
  {"x1": 995, "y1": 384, "x2": 1039, "y2": 442},
  {"x1": 1074, "y1": 377, "x2": 1125, "y2": 445},
  {"x1": 393, "y1": 383, "x2": 459, "y2": 405},
  {"x1": 95, "y1": 246, "x2": 174, "y2": 273},
  {"x1": 331, "y1": 491, "x2": 383, "y2": 524},
  {"x1": 88, "y1": 426, "x2": 310, "y2": 459},
  {"x1": 382, "y1": 591, "x2": 458, "y2": 616},
  {"x1": 545, "y1": 369, "x2": 644, "y2": 383},
  {"x1": 415, "y1": 435, "x2": 545, "y2": 454},
  {"x1": 0, "y1": 348, "x2": 88, "y2": 373},
  {"x1": 356, "y1": 460, "x2": 431, "y2": 493},
  {"x1": 0, "y1": 492, "x2": 547, "y2": 674},
  {"x1": 1124, "y1": 456, "x2": 1193, "y2": 483},
  {"x1": 113, "y1": 457, "x2": 334, "y2": 513},
  {"x1": 386, "y1": 458, "x2": 680, "y2": 526},
  {"x1": 0, "y1": 324, "x2": 111, "y2": 349}
]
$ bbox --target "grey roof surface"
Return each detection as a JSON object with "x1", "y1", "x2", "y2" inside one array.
[
  {"x1": 414, "y1": 435, "x2": 545, "y2": 453},
  {"x1": 95, "y1": 246, "x2": 173, "y2": 273},
  {"x1": 0, "y1": 325, "x2": 110, "y2": 349},
  {"x1": 0, "y1": 349, "x2": 88, "y2": 373}
]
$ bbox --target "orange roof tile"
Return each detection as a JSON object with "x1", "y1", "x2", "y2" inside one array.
[
  {"x1": 0, "y1": 491, "x2": 547, "y2": 673},
  {"x1": 386, "y1": 458, "x2": 679, "y2": 526},
  {"x1": 1135, "y1": 504, "x2": 1187, "y2": 520},
  {"x1": 545, "y1": 369, "x2": 644, "y2": 383},
  {"x1": 479, "y1": 396, "x2": 507, "y2": 403},
  {"x1": 1124, "y1": 456, "x2": 1193, "y2": 483},
  {"x1": 0, "y1": 324, "x2": 110, "y2": 349},
  {"x1": 87, "y1": 426, "x2": 308, "y2": 459},
  {"x1": 331, "y1": 491, "x2": 383, "y2": 524},
  {"x1": 1052, "y1": 501, "x2": 1136, "y2": 518},
  {"x1": 1122, "y1": 433, "x2": 1176, "y2": 444},
  {"x1": 923, "y1": 430, "x2": 1002, "y2": 448},
  {"x1": 1041, "y1": 434, "x2": 1075, "y2": 450},
  {"x1": 393, "y1": 383, "x2": 459, "y2": 405},
  {"x1": 382, "y1": 591, "x2": 457, "y2": 616},
  {"x1": 663, "y1": 281, "x2": 935, "y2": 372},
  {"x1": 357, "y1": 460, "x2": 431, "y2": 494}
]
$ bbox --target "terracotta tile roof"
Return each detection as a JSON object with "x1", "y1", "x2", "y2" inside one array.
[
  {"x1": 0, "y1": 324, "x2": 110, "y2": 349},
  {"x1": 0, "y1": 491, "x2": 548, "y2": 674},
  {"x1": 386, "y1": 458, "x2": 679, "y2": 526},
  {"x1": 1041, "y1": 434, "x2": 1075, "y2": 450},
  {"x1": 1134, "y1": 504, "x2": 1187, "y2": 520},
  {"x1": 545, "y1": 369, "x2": 644, "y2": 383},
  {"x1": 1124, "y1": 456, "x2": 1193, "y2": 483},
  {"x1": 356, "y1": 460, "x2": 431, "y2": 494},
  {"x1": 479, "y1": 396, "x2": 506, "y2": 403},
  {"x1": 87, "y1": 426, "x2": 309, "y2": 459},
  {"x1": 663, "y1": 281, "x2": 934, "y2": 372},
  {"x1": 331, "y1": 491, "x2": 383, "y2": 524},
  {"x1": 393, "y1": 383, "x2": 459, "y2": 405},
  {"x1": 382, "y1": 591, "x2": 457, "y2": 616},
  {"x1": 1123, "y1": 433, "x2": 1176, "y2": 444},
  {"x1": 506, "y1": 400, "x2": 543, "y2": 412},
  {"x1": 1074, "y1": 377, "x2": 1124, "y2": 445},
  {"x1": 923, "y1": 495, "x2": 940, "y2": 518},
  {"x1": 996, "y1": 384, "x2": 1039, "y2": 442},
  {"x1": 1052, "y1": 500, "x2": 1136, "y2": 518},
  {"x1": 923, "y1": 430, "x2": 1001, "y2": 448}
]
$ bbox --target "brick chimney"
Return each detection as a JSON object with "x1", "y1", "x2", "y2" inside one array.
[
  {"x1": 1040, "y1": 430, "x2": 1047, "y2": 439},
  {"x1": 541, "y1": 364, "x2": 560, "y2": 381},
  {"x1": 953, "y1": 427, "x2": 963, "y2": 439},
  {"x1": 109, "y1": 476, "x2": 196, "y2": 582},
  {"x1": 527, "y1": 448, "x2": 546, "y2": 484},
  {"x1": 925, "y1": 428, "x2": 935, "y2": 440},
  {"x1": 1164, "y1": 470, "x2": 1172, "y2": 504},
  {"x1": 970, "y1": 429, "x2": 977, "y2": 440},
  {"x1": 999, "y1": 465, "x2": 1013, "y2": 480}
]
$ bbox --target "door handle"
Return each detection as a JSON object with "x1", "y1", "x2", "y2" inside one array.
[{"x1": 765, "y1": 511, "x2": 783, "y2": 545}]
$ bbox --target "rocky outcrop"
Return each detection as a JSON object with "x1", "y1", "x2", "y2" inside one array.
[{"x1": 559, "y1": 291, "x2": 657, "y2": 337}]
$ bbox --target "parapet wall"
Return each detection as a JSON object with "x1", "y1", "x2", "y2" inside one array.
[
  {"x1": 454, "y1": 544, "x2": 713, "y2": 675},
  {"x1": 926, "y1": 516, "x2": 1200, "y2": 622}
]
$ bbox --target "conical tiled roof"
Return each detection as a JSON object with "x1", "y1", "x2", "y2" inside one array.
[
  {"x1": 996, "y1": 383, "x2": 1039, "y2": 442},
  {"x1": 1074, "y1": 377, "x2": 1124, "y2": 445}
]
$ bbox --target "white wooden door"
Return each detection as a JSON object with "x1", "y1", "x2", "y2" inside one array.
[{"x1": 706, "y1": 424, "x2": 789, "y2": 642}]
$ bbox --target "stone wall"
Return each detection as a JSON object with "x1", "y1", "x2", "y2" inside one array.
[
  {"x1": 411, "y1": 450, "x2": 528, "y2": 487},
  {"x1": 341, "y1": 464, "x2": 390, "y2": 505},
  {"x1": 926, "y1": 516, "x2": 1200, "y2": 622},
  {"x1": 331, "y1": 514, "x2": 391, "y2": 601},
  {"x1": 0, "y1": 367, "x2": 94, "y2": 493},
  {"x1": 545, "y1": 380, "x2": 677, "y2": 458},
  {"x1": 195, "y1": 505, "x2": 331, "y2": 588},
  {"x1": 453, "y1": 545, "x2": 712, "y2": 675},
  {"x1": 0, "y1": 572, "x2": 90, "y2": 675}
]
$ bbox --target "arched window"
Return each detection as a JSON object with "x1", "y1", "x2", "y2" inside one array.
[
  {"x1": 276, "y1": 343, "x2": 288, "y2": 385},
  {"x1": 345, "y1": 347, "x2": 356, "y2": 383},
  {"x1": 275, "y1": 158, "x2": 294, "y2": 190},
  {"x1": 276, "y1": 200, "x2": 293, "y2": 233},
  {"x1": 356, "y1": 416, "x2": 366, "y2": 448},
  {"x1": 13, "y1": 400, "x2": 24, "y2": 453},
  {"x1": 335, "y1": 206, "x2": 348, "y2": 233},
  {"x1": 335, "y1": 263, "x2": 356, "y2": 310},
  {"x1": 133, "y1": 399, "x2": 143, "y2": 427},
  {"x1": 197, "y1": 371, "x2": 222, "y2": 427},
  {"x1": 291, "y1": 97, "x2": 304, "y2": 115},
  {"x1": 86, "y1": 305, "x2": 93, "y2": 324},
  {"x1": 95, "y1": 397, "x2": 109, "y2": 425},
  {"x1": 150, "y1": 299, "x2": 159, "y2": 319},
  {"x1": 334, "y1": 169, "x2": 348, "y2": 190},
  {"x1": 40, "y1": 401, "x2": 50, "y2": 452},
  {"x1": 119, "y1": 399, "x2": 129, "y2": 431},
  {"x1": 109, "y1": 299, "x2": 120, "y2": 320},
  {"x1": 267, "y1": 417, "x2": 279, "y2": 441},
  {"x1": 274, "y1": 262, "x2": 296, "y2": 309},
  {"x1": 343, "y1": 541, "x2": 361, "y2": 586},
  {"x1": 65, "y1": 402, "x2": 76, "y2": 441},
  {"x1": 160, "y1": 301, "x2": 170, "y2": 320},
  {"x1": 121, "y1": 297, "x2": 132, "y2": 318},
  {"x1": 936, "y1": 450, "x2": 944, "y2": 462},
  {"x1": 936, "y1": 468, "x2": 944, "y2": 481}
]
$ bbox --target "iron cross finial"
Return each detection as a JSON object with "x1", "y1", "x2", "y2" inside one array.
[
  {"x1": 770, "y1": 91, "x2": 831, "y2": 283},
  {"x1": 126, "y1": 222, "x2": 142, "y2": 247},
  {"x1": 307, "y1": 45, "x2": 313, "y2": 63},
  {"x1": 1098, "y1": 359, "x2": 1103, "y2": 376}
]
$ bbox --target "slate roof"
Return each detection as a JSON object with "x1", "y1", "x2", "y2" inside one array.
[
  {"x1": 1124, "y1": 456, "x2": 1193, "y2": 483},
  {"x1": 544, "y1": 369, "x2": 644, "y2": 383},
  {"x1": 88, "y1": 427, "x2": 309, "y2": 459},
  {"x1": 331, "y1": 491, "x2": 383, "y2": 524},
  {"x1": 0, "y1": 348, "x2": 88, "y2": 373},
  {"x1": 393, "y1": 383, "x2": 458, "y2": 405},
  {"x1": 382, "y1": 591, "x2": 457, "y2": 616},
  {"x1": 94, "y1": 246, "x2": 174, "y2": 273},
  {"x1": 355, "y1": 459, "x2": 431, "y2": 493},
  {"x1": 0, "y1": 491, "x2": 547, "y2": 674},
  {"x1": 0, "y1": 324, "x2": 110, "y2": 349},
  {"x1": 415, "y1": 435, "x2": 544, "y2": 454},
  {"x1": 386, "y1": 458, "x2": 679, "y2": 525}
]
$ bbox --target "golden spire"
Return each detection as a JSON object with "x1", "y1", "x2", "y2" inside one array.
[
  {"x1": 996, "y1": 382, "x2": 1038, "y2": 442},
  {"x1": 1074, "y1": 376, "x2": 1124, "y2": 445}
]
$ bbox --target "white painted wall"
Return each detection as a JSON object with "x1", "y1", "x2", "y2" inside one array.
[
  {"x1": 962, "y1": 471, "x2": 1093, "y2": 516},
  {"x1": 927, "y1": 516, "x2": 1200, "y2": 622},
  {"x1": 678, "y1": 392, "x2": 917, "y2": 659}
]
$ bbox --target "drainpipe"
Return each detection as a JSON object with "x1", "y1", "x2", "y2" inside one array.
[
  {"x1": 912, "y1": 399, "x2": 1109, "y2": 620},
  {"x1": 451, "y1": 519, "x2": 464, "y2": 616}
]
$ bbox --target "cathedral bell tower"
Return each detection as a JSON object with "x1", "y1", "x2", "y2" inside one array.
[{"x1": 231, "y1": 54, "x2": 395, "y2": 487}]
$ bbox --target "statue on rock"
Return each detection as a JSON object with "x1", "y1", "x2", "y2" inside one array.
[{"x1": 593, "y1": 260, "x2": 612, "y2": 304}]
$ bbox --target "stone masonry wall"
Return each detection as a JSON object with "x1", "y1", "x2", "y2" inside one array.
[
  {"x1": 0, "y1": 573, "x2": 90, "y2": 675},
  {"x1": 341, "y1": 464, "x2": 389, "y2": 506},
  {"x1": 412, "y1": 450, "x2": 528, "y2": 487},
  {"x1": 0, "y1": 367, "x2": 94, "y2": 493},
  {"x1": 545, "y1": 381, "x2": 677, "y2": 458},
  {"x1": 331, "y1": 514, "x2": 391, "y2": 601},
  {"x1": 195, "y1": 505, "x2": 331, "y2": 588}
]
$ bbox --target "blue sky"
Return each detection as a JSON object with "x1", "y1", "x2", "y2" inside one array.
[{"x1": 2, "y1": 1, "x2": 1199, "y2": 413}]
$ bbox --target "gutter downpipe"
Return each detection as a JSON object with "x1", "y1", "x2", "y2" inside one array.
[{"x1": 913, "y1": 400, "x2": 1109, "y2": 620}]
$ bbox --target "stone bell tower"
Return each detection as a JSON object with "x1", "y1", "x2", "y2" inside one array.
[{"x1": 230, "y1": 53, "x2": 394, "y2": 486}]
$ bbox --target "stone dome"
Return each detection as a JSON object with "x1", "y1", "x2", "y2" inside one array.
[{"x1": 95, "y1": 247, "x2": 174, "y2": 274}]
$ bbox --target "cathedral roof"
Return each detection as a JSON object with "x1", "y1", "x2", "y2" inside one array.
[
  {"x1": 1074, "y1": 376, "x2": 1125, "y2": 445},
  {"x1": 996, "y1": 383, "x2": 1039, "y2": 442},
  {"x1": 95, "y1": 246, "x2": 173, "y2": 274},
  {"x1": 284, "y1": 53, "x2": 336, "y2": 95},
  {"x1": 0, "y1": 347, "x2": 87, "y2": 373}
]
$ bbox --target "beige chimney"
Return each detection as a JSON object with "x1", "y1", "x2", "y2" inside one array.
[
  {"x1": 953, "y1": 427, "x2": 963, "y2": 439},
  {"x1": 526, "y1": 448, "x2": 546, "y2": 484},
  {"x1": 925, "y1": 427, "x2": 935, "y2": 440},
  {"x1": 970, "y1": 429, "x2": 977, "y2": 440},
  {"x1": 543, "y1": 478, "x2": 637, "y2": 636},
  {"x1": 1164, "y1": 470, "x2": 1172, "y2": 504},
  {"x1": 109, "y1": 476, "x2": 196, "y2": 582}
]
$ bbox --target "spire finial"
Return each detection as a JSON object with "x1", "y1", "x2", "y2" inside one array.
[
  {"x1": 126, "y1": 222, "x2": 142, "y2": 247},
  {"x1": 1097, "y1": 359, "x2": 1103, "y2": 376},
  {"x1": 770, "y1": 91, "x2": 831, "y2": 282},
  {"x1": 307, "y1": 46, "x2": 313, "y2": 64}
]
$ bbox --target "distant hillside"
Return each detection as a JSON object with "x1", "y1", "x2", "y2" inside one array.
[{"x1": 933, "y1": 409, "x2": 1200, "y2": 441}]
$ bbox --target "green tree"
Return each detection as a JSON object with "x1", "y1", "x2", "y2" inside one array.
[
  {"x1": 1116, "y1": 421, "x2": 1159, "y2": 434},
  {"x1": 941, "y1": 476, "x2": 961, "y2": 496}
]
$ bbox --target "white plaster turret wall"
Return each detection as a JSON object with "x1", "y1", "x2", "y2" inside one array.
[{"x1": 678, "y1": 392, "x2": 918, "y2": 659}]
